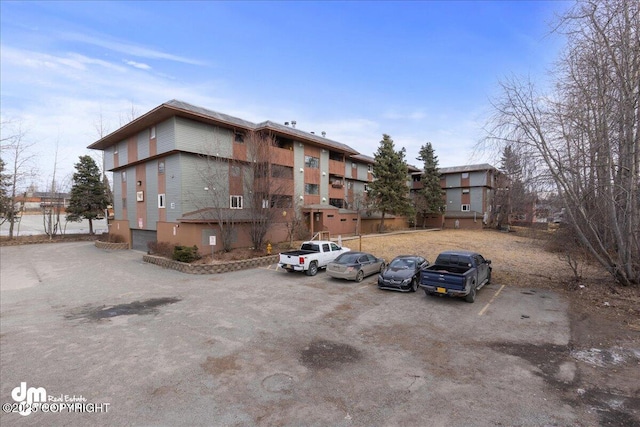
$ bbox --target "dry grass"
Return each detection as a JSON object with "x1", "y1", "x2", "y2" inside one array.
[{"x1": 347, "y1": 228, "x2": 640, "y2": 330}]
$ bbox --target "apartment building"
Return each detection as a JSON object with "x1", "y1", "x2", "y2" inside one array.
[
  {"x1": 411, "y1": 163, "x2": 501, "y2": 229},
  {"x1": 88, "y1": 100, "x2": 400, "y2": 251}
]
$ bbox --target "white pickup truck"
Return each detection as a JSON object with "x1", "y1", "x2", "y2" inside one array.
[{"x1": 279, "y1": 240, "x2": 350, "y2": 276}]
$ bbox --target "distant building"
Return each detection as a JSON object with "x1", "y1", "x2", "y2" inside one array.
[
  {"x1": 14, "y1": 191, "x2": 70, "y2": 213},
  {"x1": 411, "y1": 164, "x2": 502, "y2": 229}
]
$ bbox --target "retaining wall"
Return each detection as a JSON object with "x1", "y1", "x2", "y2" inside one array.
[{"x1": 143, "y1": 254, "x2": 280, "y2": 275}]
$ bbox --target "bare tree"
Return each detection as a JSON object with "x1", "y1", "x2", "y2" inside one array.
[
  {"x1": 0, "y1": 120, "x2": 38, "y2": 239},
  {"x1": 195, "y1": 153, "x2": 239, "y2": 252},
  {"x1": 484, "y1": 0, "x2": 639, "y2": 286},
  {"x1": 243, "y1": 130, "x2": 294, "y2": 250}
]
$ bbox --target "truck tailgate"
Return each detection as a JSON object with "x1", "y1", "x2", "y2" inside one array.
[{"x1": 420, "y1": 270, "x2": 466, "y2": 292}]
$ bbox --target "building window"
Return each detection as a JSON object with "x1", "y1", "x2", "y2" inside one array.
[
  {"x1": 150, "y1": 126, "x2": 156, "y2": 139},
  {"x1": 230, "y1": 195, "x2": 243, "y2": 209},
  {"x1": 234, "y1": 132, "x2": 244, "y2": 143},
  {"x1": 121, "y1": 171, "x2": 126, "y2": 182},
  {"x1": 352, "y1": 162, "x2": 357, "y2": 168},
  {"x1": 158, "y1": 161, "x2": 165, "y2": 175},
  {"x1": 305, "y1": 183, "x2": 319, "y2": 195},
  {"x1": 271, "y1": 165, "x2": 293, "y2": 179},
  {"x1": 462, "y1": 188, "x2": 470, "y2": 194},
  {"x1": 158, "y1": 194, "x2": 166, "y2": 208},
  {"x1": 364, "y1": 184, "x2": 369, "y2": 193},
  {"x1": 461, "y1": 204, "x2": 470, "y2": 211},
  {"x1": 347, "y1": 181, "x2": 352, "y2": 189},
  {"x1": 461, "y1": 172, "x2": 469, "y2": 179},
  {"x1": 368, "y1": 164, "x2": 372, "y2": 172},
  {"x1": 271, "y1": 195, "x2": 293, "y2": 208},
  {"x1": 304, "y1": 155, "x2": 319, "y2": 168}
]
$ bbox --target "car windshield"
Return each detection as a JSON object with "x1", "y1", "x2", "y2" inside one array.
[
  {"x1": 334, "y1": 253, "x2": 362, "y2": 264},
  {"x1": 389, "y1": 258, "x2": 413, "y2": 269}
]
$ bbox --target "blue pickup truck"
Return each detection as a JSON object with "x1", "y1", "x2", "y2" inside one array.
[{"x1": 419, "y1": 251, "x2": 492, "y2": 303}]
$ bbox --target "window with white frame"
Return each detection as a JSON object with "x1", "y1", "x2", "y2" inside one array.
[
  {"x1": 461, "y1": 172, "x2": 469, "y2": 179},
  {"x1": 461, "y1": 204, "x2": 470, "y2": 211},
  {"x1": 364, "y1": 184, "x2": 369, "y2": 193},
  {"x1": 367, "y1": 164, "x2": 372, "y2": 172},
  {"x1": 150, "y1": 126, "x2": 156, "y2": 139},
  {"x1": 230, "y1": 195, "x2": 243, "y2": 209},
  {"x1": 121, "y1": 171, "x2": 126, "y2": 182},
  {"x1": 462, "y1": 188, "x2": 470, "y2": 194},
  {"x1": 304, "y1": 155, "x2": 319, "y2": 168},
  {"x1": 158, "y1": 161, "x2": 165, "y2": 175},
  {"x1": 158, "y1": 193, "x2": 166, "y2": 208}
]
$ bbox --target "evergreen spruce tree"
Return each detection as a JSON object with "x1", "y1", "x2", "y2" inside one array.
[
  {"x1": 0, "y1": 157, "x2": 11, "y2": 224},
  {"x1": 368, "y1": 134, "x2": 414, "y2": 231},
  {"x1": 66, "y1": 155, "x2": 108, "y2": 234},
  {"x1": 416, "y1": 143, "x2": 445, "y2": 227}
]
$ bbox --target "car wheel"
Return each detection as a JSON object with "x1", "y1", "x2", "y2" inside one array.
[
  {"x1": 306, "y1": 262, "x2": 318, "y2": 276},
  {"x1": 355, "y1": 270, "x2": 364, "y2": 282},
  {"x1": 465, "y1": 283, "x2": 476, "y2": 303},
  {"x1": 410, "y1": 278, "x2": 418, "y2": 292}
]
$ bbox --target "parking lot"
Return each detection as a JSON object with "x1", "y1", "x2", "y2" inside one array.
[{"x1": 0, "y1": 241, "x2": 628, "y2": 426}]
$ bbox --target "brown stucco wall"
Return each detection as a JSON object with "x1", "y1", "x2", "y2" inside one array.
[
  {"x1": 108, "y1": 220, "x2": 131, "y2": 248},
  {"x1": 443, "y1": 217, "x2": 484, "y2": 230}
]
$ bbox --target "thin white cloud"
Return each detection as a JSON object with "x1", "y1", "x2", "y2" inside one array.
[
  {"x1": 124, "y1": 60, "x2": 151, "y2": 70},
  {"x1": 59, "y1": 31, "x2": 206, "y2": 66}
]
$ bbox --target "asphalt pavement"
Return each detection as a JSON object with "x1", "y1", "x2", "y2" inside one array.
[{"x1": 0, "y1": 242, "x2": 608, "y2": 426}]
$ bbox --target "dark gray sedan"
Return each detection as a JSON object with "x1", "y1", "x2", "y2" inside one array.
[
  {"x1": 377, "y1": 255, "x2": 429, "y2": 292},
  {"x1": 327, "y1": 251, "x2": 386, "y2": 282}
]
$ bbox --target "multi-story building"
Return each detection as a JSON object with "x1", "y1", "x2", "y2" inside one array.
[
  {"x1": 411, "y1": 163, "x2": 501, "y2": 229},
  {"x1": 88, "y1": 100, "x2": 407, "y2": 251}
]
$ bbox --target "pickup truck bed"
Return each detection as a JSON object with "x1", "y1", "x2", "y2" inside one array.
[{"x1": 419, "y1": 251, "x2": 492, "y2": 303}]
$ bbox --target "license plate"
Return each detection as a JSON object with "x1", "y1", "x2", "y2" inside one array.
[{"x1": 436, "y1": 287, "x2": 447, "y2": 294}]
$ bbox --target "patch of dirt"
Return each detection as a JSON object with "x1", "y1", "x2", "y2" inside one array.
[
  {"x1": 299, "y1": 339, "x2": 362, "y2": 369},
  {"x1": 201, "y1": 354, "x2": 241, "y2": 375},
  {"x1": 64, "y1": 297, "x2": 181, "y2": 320}
]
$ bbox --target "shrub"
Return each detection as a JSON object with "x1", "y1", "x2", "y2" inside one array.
[
  {"x1": 172, "y1": 245, "x2": 202, "y2": 263},
  {"x1": 147, "y1": 241, "x2": 173, "y2": 258}
]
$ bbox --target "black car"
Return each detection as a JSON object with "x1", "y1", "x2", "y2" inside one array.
[{"x1": 377, "y1": 255, "x2": 429, "y2": 292}]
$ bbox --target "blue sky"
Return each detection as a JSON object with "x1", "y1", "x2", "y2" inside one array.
[{"x1": 1, "y1": 1, "x2": 570, "y2": 190}]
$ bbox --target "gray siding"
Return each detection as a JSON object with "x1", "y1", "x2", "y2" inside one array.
[
  {"x1": 165, "y1": 154, "x2": 182, "y2": 222},
  {"x1": 113, "y1": 171, "x2": 122, "y2": 219},
  {"x1": 356, "y1": 163, "x2": 368, "y2": 181},
  {"x1": 470, "y1": 171, "x2": 487, "y2": 187},
  {"x1": 320, "y1": 149, "x2": 329, "y2": 203},
  {"x1": 125, "y1": 167, "x2": 137, "y2": 227},
  {"x1": 137, "y1": 131, "x2": 150, "y2": 160},
  {"x1": 445, "y1": 174, "x2": 461, "y2": 188},
  {"x1": 180, "y1": 154, "x2": 229, "y2": 214},
  {"x1": 156, "y1": 119, "x2": 176, "y2": 154},
  {"x1": 446, "y1": 188, "x2": 462, "y2": 210},
  {"x1": 175, "y1": 117, "x2": 233, "y2": 157},
  {"x1": 471, "y1": 188, "x2": 484, "y2": 212},
  {"x1": 146, "y1": 162, "x2": 159, "y2": 229},
  {"x1": 294, "y1": 144, "x2": 305, "y2": 201},
  {"x1": 116, "y1": 140, "x2": 128, "y2": 165},
  {"x1": 104, "y1": 146, "x2": 115, "y2": 171}
]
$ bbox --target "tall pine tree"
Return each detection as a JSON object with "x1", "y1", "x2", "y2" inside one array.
[
  {"x1": 416, "y1": 142, "x2": 445, "y2": 227},
  {"x1": 368, "y1": 134, "x2": 414, "y2": 231},
  {"x1": 0, "y1": 157, "x2": 11, "y2": 224},
  {"x1": 66, "y1": 155, "x2": 108, "y2": 234}
]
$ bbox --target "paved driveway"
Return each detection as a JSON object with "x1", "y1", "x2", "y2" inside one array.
[{"x1": 0, "y1": 242, "x2": 597, "y2": 426}]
